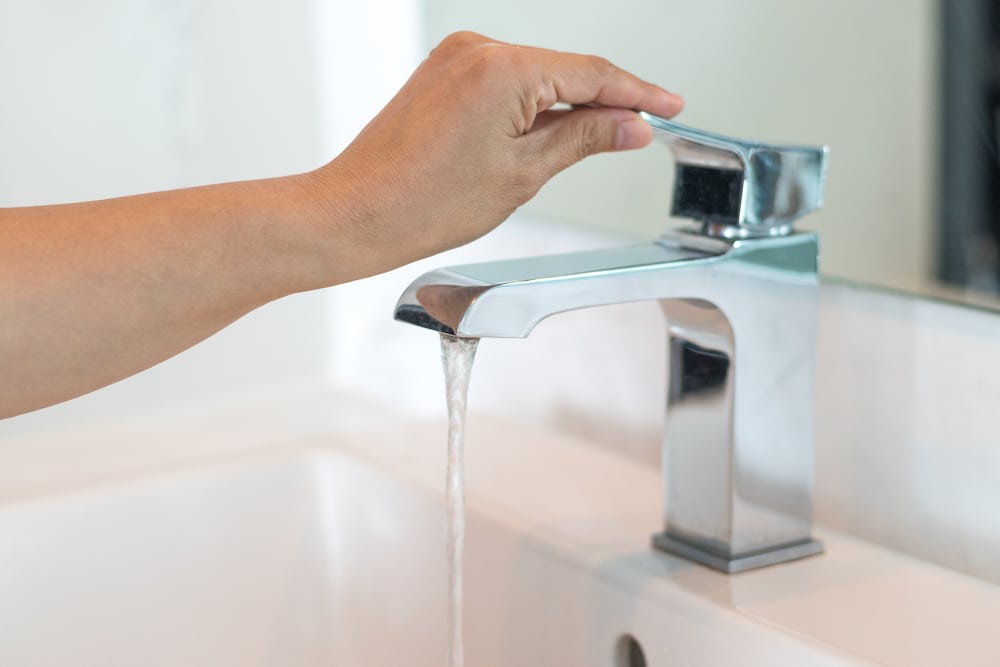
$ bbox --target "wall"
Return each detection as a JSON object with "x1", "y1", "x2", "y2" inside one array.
[
  {"x1": 0, "y1": 0, "x2": 323, "y2": 204},
  {"x1": 422, "y1": 0, "x2": 938, "y2": 294}
]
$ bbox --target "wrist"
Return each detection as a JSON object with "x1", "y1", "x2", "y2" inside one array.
[
  {"x1": 270, "y1": 164, "x2": 378, "y2": 292},
  {"x1": 296, "y1": 155, "x2": 415, "y2": 285}
]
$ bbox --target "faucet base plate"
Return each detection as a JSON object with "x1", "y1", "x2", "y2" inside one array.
[{"x1": 652, "y1": 532, "x2": 824, "y2": 574}]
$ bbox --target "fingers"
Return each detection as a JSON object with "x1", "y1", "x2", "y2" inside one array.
[
  {"x1": 432, "y1": 32, "x2": 683, "y2": 120},
  {"x1": 519, "y1": 47, "x2": 684, "y2": 119},
  {"x1": 554, "y1": 64, "x2": 683, "y2": 118},
  {"x1": 524, "y1": 106, "x2": 653, "y2": 176},
  {"x1": 510, "y1": 43, "x2": 681, "y2": 177}
]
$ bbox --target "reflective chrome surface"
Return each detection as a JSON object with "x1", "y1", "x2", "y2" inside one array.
[
  {"x1": 641, "y1": 112, "x2": 829, "y2": 238},
  {"x1": 394, "y1": 119, "x2": 829, "y2": 573}
]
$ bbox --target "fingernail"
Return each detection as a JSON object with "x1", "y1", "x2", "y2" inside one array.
[{"x1": 615, "y1": 117, "x2": 648, "y2": 150}]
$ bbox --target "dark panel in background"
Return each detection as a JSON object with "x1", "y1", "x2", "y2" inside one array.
[{"x1": 939, "y1": 0, "x2": 1000, "y2": 291}]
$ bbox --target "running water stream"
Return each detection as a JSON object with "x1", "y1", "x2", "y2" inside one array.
[{"x1": 439, "y1": 334, "x2": 479, "y2": 667}]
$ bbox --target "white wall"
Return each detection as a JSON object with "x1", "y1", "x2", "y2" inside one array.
[
  {"x1": 422, "y1": 0, "x2": 938, "y2": 293},
  {"x1": 0, "y1": 0, "x2": 324, "y2": 204}
]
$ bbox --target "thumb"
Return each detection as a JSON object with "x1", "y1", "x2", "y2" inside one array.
[{"x1": 529, "y1": 107, "x2": 653, "y2": 175}]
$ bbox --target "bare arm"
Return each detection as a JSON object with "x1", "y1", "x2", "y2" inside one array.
[{"x1": 0, "y1": 32, "x2": 683, "y2": 418}]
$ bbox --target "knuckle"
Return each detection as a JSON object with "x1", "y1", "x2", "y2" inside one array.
[
  {"x1": 439, "y1": 30, "x2": 484, "y2": 52},
  {"x1": 587, "y1": 56, "x2": 618, "y2": 85},
  {"x1": 432, "y1": 32, "x2": 513, "y2": 86},
  {"x1": 593, "y1": 56, "x2": 616, "y2": 76},
  {"x1": 467, "y1": 47, "x2": 519, "y2": 91},
  {"x1": 590, "y1": 55, "x2": 613, "y2": 71}
]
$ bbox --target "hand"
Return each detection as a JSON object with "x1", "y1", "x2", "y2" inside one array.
[{"x1": 307, "y1": 31, "x2": 684, "y2": 278}]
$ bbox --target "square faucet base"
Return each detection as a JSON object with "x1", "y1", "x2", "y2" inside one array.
[{"x1": 652, "y1": 532, "x2": 824, "y2": 574}]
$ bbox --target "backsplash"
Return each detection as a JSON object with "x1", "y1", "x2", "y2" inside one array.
[{"x1": 816, "y1": 282, "x2": 1000, "y2": 584}]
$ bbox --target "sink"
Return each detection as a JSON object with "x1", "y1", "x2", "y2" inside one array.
[{"x1": 1, "y1": 388, "x2": 999, "y2": 666}]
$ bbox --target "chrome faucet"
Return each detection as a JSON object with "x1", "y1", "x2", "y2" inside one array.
[{"x1": 394, "y1": 113, "x2": 829, "y2": 573}]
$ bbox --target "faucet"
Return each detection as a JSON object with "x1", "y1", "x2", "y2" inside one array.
[{"x1": 394, "y1": 113, "x2": 830, "y2": 574}]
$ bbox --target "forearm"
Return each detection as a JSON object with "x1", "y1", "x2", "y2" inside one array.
[{"x1": 0, "y1": 171, "x2": 346, "y2": 418}]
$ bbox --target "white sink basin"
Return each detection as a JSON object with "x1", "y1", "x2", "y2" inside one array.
[{"x1": 1, "y1": 389, "x2": 998, "y2": 666}]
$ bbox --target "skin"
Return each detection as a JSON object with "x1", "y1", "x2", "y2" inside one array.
[{"x1": 0, "y1": 31, "x2": 683, "y2": 419}]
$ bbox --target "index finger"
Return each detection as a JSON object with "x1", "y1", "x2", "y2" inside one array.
[{"x1": 521, "y1": 47, "x2": 684, "y2": 118}]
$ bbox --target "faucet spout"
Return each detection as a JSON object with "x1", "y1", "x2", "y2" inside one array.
[{"x1": 394, "y1": 232, "x2": 733, "y2": 338}]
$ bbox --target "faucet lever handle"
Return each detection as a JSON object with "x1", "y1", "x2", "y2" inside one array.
[{"x1": 639, "y1": 112, "x2": 829, "y2": 238}]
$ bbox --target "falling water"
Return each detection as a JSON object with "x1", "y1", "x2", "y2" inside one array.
[{"x1": 440, "y1": 334, "x2": 479, "y2": 667}]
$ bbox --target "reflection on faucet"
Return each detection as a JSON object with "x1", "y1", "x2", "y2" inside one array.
[
  {"x1": 413, "y1": 285, "x2": 490, "y2": 334},
  {"x1": 394, "y1": 116, "x2": 829, "y2": 573}
]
